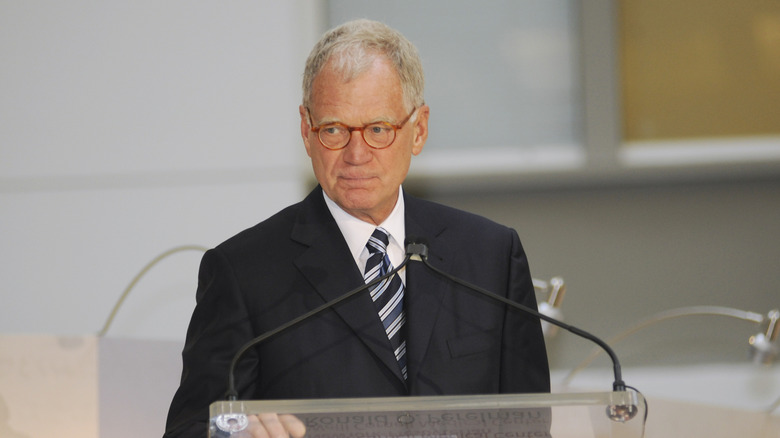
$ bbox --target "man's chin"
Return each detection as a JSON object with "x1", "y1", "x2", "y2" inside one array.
[
  {"x1": 338, "y1": 195, "x2": 377, "y2": 213},
  {"x1": 332, "y1": 184, "x2": 376, "y2": 203},
  {"x1": 334, "y1": 192, "x2": 395, "y2": 223}
]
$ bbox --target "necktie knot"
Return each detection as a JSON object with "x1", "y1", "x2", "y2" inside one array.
[{"x1": 367, "y1": 227, "x2": 390, "y2": 256}]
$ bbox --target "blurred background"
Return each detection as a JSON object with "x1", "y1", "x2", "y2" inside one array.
[{"x1": 1, "y1": 1, "x2": 778, "y2": 436}]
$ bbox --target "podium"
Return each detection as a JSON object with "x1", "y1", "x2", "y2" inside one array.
[
  {"x1": 209, "y1": 390, "x2": 646, "y2": 437},
  {"x1": 0, "y1": 334, "x2": 183, "y2": 438}
]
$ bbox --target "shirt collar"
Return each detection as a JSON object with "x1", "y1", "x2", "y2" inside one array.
[{"x1": 323, "y1": 187, "x2": 406, "y2": 267}]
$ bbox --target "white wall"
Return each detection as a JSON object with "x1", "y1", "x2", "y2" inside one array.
[{"x1": 0, "y1": 1, "x2": 320, "y2": 340}]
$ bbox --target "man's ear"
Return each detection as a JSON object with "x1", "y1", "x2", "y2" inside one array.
[
  {"x1": 411, "y1": 105, "x2": 430, "y2": 156},
  {"x1": 299, "y1": 105, "x2": 313, "y2": 157}
]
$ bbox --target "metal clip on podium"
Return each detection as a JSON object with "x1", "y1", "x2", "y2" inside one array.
[{"x1": 209, "y1": 390, "x2": 646, "y2": 438}]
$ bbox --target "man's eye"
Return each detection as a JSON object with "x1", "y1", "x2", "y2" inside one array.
[{"x1": 368, "y1": 124, "x2": 391, "y2": 134}]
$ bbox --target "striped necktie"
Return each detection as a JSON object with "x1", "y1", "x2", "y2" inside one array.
[{"x1": 364, "y1": 227, "x2": 407, "y2": 380}]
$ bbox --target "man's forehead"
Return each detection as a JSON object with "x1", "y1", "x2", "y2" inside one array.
[
  {"x1": 308, "y1": 62, "x2": 405, "y2": 123},
  {"x1": 309, "y1": 105, "x2": 400, "y2": 125}
]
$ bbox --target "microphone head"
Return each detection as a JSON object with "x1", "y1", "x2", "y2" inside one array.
[{"x1": 404, "y1": 236, "x2": 429, "y2": 260}]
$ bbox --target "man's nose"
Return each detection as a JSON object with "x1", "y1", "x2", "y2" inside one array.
[{"x1": 342, "y1": 130, "x2": 373, "y2": 163}]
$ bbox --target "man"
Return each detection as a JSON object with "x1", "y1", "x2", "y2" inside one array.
[{"x1": 164, "y1": 19, "x2": 549, "y2": 438}]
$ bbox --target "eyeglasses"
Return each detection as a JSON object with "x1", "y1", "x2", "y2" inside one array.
[{"x1": 307, "y1": 107, "x2": 418, "y2": 150}]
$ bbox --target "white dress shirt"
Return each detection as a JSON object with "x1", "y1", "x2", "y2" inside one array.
[{"x1": 322, "y1": 187, "x2": 407, "y2": 284}]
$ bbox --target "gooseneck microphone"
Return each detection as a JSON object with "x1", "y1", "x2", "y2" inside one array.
[
  {"x1": 224, "y1": 254, "x2": 413, "y2": 401},
  {"x1": 221, "y1": 236, "x2": 638, "y2": 423},
  {"x1": 403, "y1": 237, "x2": 638, "y2": 422}
]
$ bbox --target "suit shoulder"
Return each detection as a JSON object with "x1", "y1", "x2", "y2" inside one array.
[
  {"x1": 406, "y1": 195, "x2": 513, "y2": 234},
  {"x1": 215, "y1": 201, "x2": 303, "y2": 255}
]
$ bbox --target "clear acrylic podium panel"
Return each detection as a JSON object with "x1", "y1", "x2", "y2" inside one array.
[{"x1": 210, "y1": 390, "x2": 646, "y2": 438}]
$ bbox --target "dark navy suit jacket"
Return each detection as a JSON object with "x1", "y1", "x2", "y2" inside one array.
[{"x1": 164, "y1": 186, "x2": 550, "y2": 437}]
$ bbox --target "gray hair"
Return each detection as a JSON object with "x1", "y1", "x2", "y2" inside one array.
[{"x1": 302, "y1": 19, "x2": 425, "y2": 112}]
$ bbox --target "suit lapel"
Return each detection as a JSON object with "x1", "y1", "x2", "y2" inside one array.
[
  {"x1": 290, "y1": 188, "x2": 406, "y2": 383},
  {"x1": 403, "y1": 194, "x2": 449, "y2": 385}
]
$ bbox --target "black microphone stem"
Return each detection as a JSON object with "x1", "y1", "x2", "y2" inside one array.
[
  {"x1": 419, "y1": 256, "x2": 627, "y2": 392},
  {"x1": 226, "y1": 255, "x2": 413, "y2": 401}
]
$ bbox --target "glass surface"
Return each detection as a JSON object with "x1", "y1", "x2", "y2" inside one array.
[{"x1": 209, "y1": 391, "x2": 647, "y2": 437}]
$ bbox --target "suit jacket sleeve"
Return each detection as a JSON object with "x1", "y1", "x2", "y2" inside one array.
[
  {"x1": 164, "y1": 248, "x2": 260, "y2": 438},
  {"x1": 500, "y1": 229, "x2": 551, "y2": 393},
  {"x1": 404, "y1": 195, "x2": 550, "y2": 395}
]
